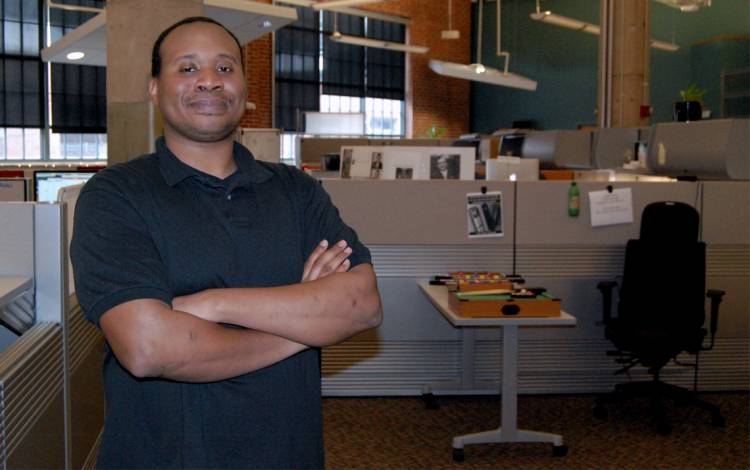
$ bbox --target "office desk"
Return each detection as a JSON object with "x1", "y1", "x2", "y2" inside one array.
[{"x1": 418, "y1": 282, "x2": 576, "y2": 459}]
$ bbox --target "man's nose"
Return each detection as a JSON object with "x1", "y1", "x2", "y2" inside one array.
[{"x1": 196, "y1": 69, "x2": 223, "y2": 92}]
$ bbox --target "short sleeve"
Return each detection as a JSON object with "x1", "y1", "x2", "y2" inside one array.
[
  {"x1": 296, "y1": 171, "x2": 371, "y2": 268},
  {"x1": 70, "y1": 177, "x2": 173, "y2": 326}
]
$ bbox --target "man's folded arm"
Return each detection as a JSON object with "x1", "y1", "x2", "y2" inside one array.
[
  {"x1": 99, "y1": 298, "x2": 307, "y2": 382},
  {"x1": 193, "y1": 263, "x2": 383, "y2": 347}
]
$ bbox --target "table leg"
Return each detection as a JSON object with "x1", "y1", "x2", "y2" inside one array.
[
  {"x1": 452, "y1": 325, "x2": 565, "y2": 454},
  {"x1": 422, "y1": 328, "x2": 498, "y2": 396}
]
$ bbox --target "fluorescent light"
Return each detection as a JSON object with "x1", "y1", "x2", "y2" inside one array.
[
  {"x1": 429, "y1": 60, "x2": 538, "y2": 91},
  {"x1": 650, "y1": 39, "x2": 680, "y2": 51},
  {"x1": 66, "y1": 51, "x2": 85, "y2": 60},
  {"x1": 653, "y1": 0, "x2": 711, "y2": 12},
  {"x1": 331, "y1": 32, "x2": 429, "y2": 54},
  {"x1": 530, "y1": 11, "x2": 600, "y2": 34},
  {"x1": 530, "y1": 11, "x2": 679, "y2": 52},
  {"x1": 312, "y1": 0, "x2": 382, "y2": 10}
]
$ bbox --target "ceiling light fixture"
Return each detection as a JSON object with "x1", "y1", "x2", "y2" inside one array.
[
  {"x1": 653, "y1": 0, "x2": 711, "y2": 12},
  {"x1": 330, "y1": 12, "x2": 428, "y2": 54},
  {"x1": 530, "y1": 0, "x2": 679, "y2": 52},
  {"x1": 331, "y1": 31, "x2": 429, "y2": 53},
  {"x1": 66, "y1": 51, "x2": 85, "y2": 60},
  {"x1": 650, "y1": 39, "x2": 680, "y2": 52},
  {"x1": 441, "y1": 0, "x2": 460, "y2": 40},
  {"x1": 312, "y1": 0, "x2": 383, "y2": 10},
  {"x1": 430, "y1": 0, "x2": 537, "y2": 91},
  {"x1": 529, "y1": 10, "x2": 600, "y2": 35}
]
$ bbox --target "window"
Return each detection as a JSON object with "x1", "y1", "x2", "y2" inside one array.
[
  {"x1": 0, "y1": 0, "x2": 106, "y2": 163},
  {"x1": 47, "y1": 0, "x2": 106, "y2": 160},
  {"x1": 0, "y1": 0, "x2": 43, "y2": 160},
  {"x1": 275, "y1": 5, "x2": 320, "y2": 133},
  {"x1": 274, "y1": 5, "x2": 407, "y2": 163}
]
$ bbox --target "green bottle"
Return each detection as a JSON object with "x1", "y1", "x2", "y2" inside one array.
[{"x1": 568, "y1": 181, "x2": 580, "y2": 217}]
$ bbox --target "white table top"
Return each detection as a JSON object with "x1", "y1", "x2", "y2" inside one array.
[
  {"x1": 419, "y1": 282, "x2": 577, "y2": 327},
  {"x1": 0, "y1": 276, "x2": 33, "y2": 306}
]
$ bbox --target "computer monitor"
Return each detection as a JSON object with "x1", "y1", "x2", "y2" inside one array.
[
  {"x1": 34, "y1": 170, "x2": 97, "y2": 202},
  {"x1": 498, "y1": 133, "x2": 525, "y2": 157},
  {"x1": 0, "y1": 178, "x2": 28, "y2": 201}
]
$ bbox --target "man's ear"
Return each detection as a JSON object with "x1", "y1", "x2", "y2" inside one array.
[{"x1": 148, "y1": 78, "x2": 159, "y2": 105}]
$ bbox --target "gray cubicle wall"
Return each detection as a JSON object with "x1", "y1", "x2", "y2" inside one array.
[
  {"x1": 0, "y1": 203, "x2": 67, "y2": 468},
  {"x1": 0, "y1": 201, "x2": 104, "y2": 468},
  {"x1": 320, "y1": 179, "x2": 750, "y2": 396}
]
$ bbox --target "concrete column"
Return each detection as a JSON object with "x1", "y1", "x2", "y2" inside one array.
[
  {"x1": 106, "y1": 0, "x2": 203, "y2": 165},
  {"x1": 609, "y1": 0, "x2": 651, "y2": 128}
]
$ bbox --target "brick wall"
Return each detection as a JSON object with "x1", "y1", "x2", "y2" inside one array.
[{"x1": 239, "y1": 0, "x2": 471, "y2": 138}]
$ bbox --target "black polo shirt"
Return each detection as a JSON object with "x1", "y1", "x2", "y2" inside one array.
[{"x1": 70, "y1": 138, "x2": 371, "y2": 469}]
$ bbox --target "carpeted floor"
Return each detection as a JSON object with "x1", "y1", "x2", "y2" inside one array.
[{"x1": 323, "y1": 392, "x2": 749, "y2": 469}]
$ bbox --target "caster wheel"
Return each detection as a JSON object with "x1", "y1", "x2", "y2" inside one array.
[
  {"x1": 656, "y1": 422, "x2": 672, "y2": 436},
  {"x1": 593, "y1": 404, "x2": 607, "y2": 420},
  {"x1": 710, "y1": 414, "x2": 725, "y2": 427},
  {"x1": 452, "y1": 448, "x2": 465, "y2": 462},
  {"x1": 423, "y1": 393, "x2": 439, "y2": 410},
  {"x1": 553, "y1": 445, "x2": 568, "y2": 457}
]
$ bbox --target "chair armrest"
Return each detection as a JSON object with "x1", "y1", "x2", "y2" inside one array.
[
  {"x1": 701, "y1": 289, "x2": 725, "y2": 351},
  {"x1": 706, "y1": 289, "x2": 725, "y2": 337},
  {"x1": 597, "y1": 281, "x2": 618, "y2": 326}
]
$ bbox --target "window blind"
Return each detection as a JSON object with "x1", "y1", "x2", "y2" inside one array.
[
  {"x1": 274, "y1": 5, "x2": 320, "y2": 132},
  {"x1": 0, "y1": 0, "x2": 43, "y2": 127},
  {"x1": 49, "y1": 0, "x2": 105, "y2": 133}
]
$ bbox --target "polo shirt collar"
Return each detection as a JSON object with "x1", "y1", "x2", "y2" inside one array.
[{"x1": 156, "y1": 137, "x2": 274, "y2": 188}]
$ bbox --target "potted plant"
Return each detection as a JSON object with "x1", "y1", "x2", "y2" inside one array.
[{"x1": 674, "y1": 84, "x2": 706, "y2": 122}]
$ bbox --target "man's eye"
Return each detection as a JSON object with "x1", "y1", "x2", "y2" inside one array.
[
  {"x1": 180, "y1": 66, "x2": 197, "y2": 73},
  {"x1": 217, "y1": 65, "x2": 232, "y2": 73}
]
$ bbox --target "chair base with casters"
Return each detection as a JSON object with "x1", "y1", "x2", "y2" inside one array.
[{"x1": 593, "y1": 370, "x2": 725, "y2": 435}]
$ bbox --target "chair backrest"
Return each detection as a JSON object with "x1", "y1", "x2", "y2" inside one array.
[
  {"x1": 639, "y1": 201, "x2": 699, "y2": 243},
  {"x1": 618, "y1": 202, "x2": 706, "y2": 332}
]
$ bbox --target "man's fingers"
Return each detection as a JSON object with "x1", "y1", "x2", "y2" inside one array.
[
  {"x1": 307, "y1": 240, "x2": 350, "y2": 281},
  {"x1": 303, "y1": 240, "x2": 328, "y2": 281},
  {"x1": 336, "y1": 259, "x2": 351, "y2": 273}
]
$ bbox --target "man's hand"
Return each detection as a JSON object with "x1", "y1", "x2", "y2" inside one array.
[{"x1": 302, "y1": 239, "x2": 352, "y2": 282}]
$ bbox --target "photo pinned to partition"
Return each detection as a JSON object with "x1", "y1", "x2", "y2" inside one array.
[{"x1": 467, "y1": 191, "x2": 503, "y2": 238}]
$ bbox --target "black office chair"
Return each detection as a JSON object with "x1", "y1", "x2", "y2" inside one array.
[{"x1": 593, "y1": 201, "x2": 725, "y2": 435}]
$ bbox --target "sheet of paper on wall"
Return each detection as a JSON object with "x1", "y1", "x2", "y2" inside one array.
[
  {"x1": 588, "y1": 187, "x2": 634, "y2": 227},
  {"x1": 467, "y1": 191, "x2": 503, "y2": 238}
]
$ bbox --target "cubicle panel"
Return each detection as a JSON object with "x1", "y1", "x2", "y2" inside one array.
[
  {"x1": 0, "y1": 323, "x2": 65, "y2": 469},
  {"x1": 515, "y1": 181, "x2": 698, "y2": 246},
  {"x1": 0, "y1": 203, "x2": 34, "y2": 278},
  {"x1": 34, "y1": 203, "x2": 67, "y2": 324},
  {"x1": 323, "y1": 180, "x2": 515, "y2": 245},
  {"x1": 701, "y1": 181, "x2": 750, "y2": 245}
]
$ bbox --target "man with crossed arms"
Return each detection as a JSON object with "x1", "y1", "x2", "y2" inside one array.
[{"x1": 71, "y1": 17, "x2": 382, "y2": 469}]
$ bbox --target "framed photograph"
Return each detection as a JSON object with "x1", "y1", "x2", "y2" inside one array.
[
  {"x1": 370, "y1": 151, "x2": 383, "y2": 178},
  {"x1": 340, "y1": 147, "x2": 353, "y2": 178},
  {"x1": 395, "y1": 167, "x2": 414, "y2": 179},
  {"x1": 430, "y1": 154, "x2": 461, "y2": 179}
]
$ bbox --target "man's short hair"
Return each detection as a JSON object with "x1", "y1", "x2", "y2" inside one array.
[{"x1": 151, "y1": 16, "x2": 243, "y2": 77}]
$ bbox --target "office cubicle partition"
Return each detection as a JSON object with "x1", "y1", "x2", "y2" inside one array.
[
  {"x1": 0, "y1": 199, "x2": 104, "y2": 468},
  {"x1": 320, "y1": 180, "x2": 749, "y2": 396}
]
